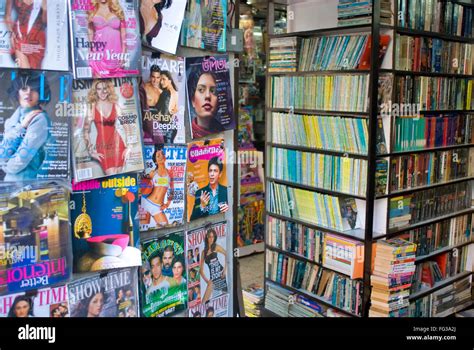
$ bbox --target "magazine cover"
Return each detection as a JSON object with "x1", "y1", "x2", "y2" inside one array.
[
  {"x1": 188, "y1": 293, "x2": 229, "y2": 317},
  {"x1": 139, "y1": 231, "x2": 187, "y2": 317},
  {"x1": 185, "y1": 55, "x2": 235, "y2": 139},
  {"x1": 139, "y1": 0, "x2": 186, "y2": 55},
  {"x1": 68, "y1": 267, "x2": 139, "y2": 317},
  {"x1": 0, "y1": 70, "x2": 72, "y2": 181},
  {"x1": 0, "y1": 285, "x2": 69, "y2": 317},
  {"x1": 70, "y1": 174, "x2": 141, "y2": 273},
  {"x1": 0, "y1": 182, "x2": 72, "y2": 295},
  {"x1": 0, "y1": 0, "x2": 69, "y2": 70},
  {"x1": 180, "y1": 0, "x2": 227, "y2": 52},
  {"x1": 186, "y1": 138, "x2": 228, "y2": 222},
  {"x1": 141, "y1": 53, "x2": 185, "y2": 144},
  {"x1": 71, "y1": 77, "x2": 144, "y2": 182},
  {"x1": 69, "y1": 0, "x2": 141, "y2": 79},
  {"x1": 186, "y1": 221, "x2": 229, "y2": 312},
  {"x1": 139, "y1": 144, "x2": 186, "y2": 231}
]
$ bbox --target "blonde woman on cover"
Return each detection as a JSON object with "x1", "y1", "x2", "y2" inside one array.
[
  {"x1": 83, "y1": 80, "x2": 129, "y2": 176},
  {"x1": 87, "y1": 0, "x2": 127, "y2": 76}
]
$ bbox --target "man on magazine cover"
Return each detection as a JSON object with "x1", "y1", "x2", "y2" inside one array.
[
  {"x1": 190, "y1": 156, "x2": 228, "y2": 220},
  {"x1": 144, "y1": 65, "x2": 162, "y2": 108},
  {"x1": 146, "y1": 252, "x2": 170, "y2": 298},
  {"x1": 161, "y1": 245, "x2": 174, "y2": 277}
]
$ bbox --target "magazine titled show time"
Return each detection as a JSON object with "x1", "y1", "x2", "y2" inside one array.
[
  {"x1": 70, "y1": 174, "x2": 141, "y2": 273},
  {"x1": 68, "y1": 267, "x2": 139, "y2": 317},
  {"x1": 141, "y1": 53, "x2": 185, "y2": 144},
  {"x1": 71, "y1": 77, "x2": 144, "y2": 182},
  {"x1": 139, "y1": 231, "x2": 187, "y2": 317},
  {"x1": 186, "y1": 221, "x2": 230, "y2": 317},
  {"x1": 69, "y1": 0, "x2": 141, "y2": 79},
  {"x1": 0, "y1": 182, "x2": 72, "y2": 296},
  {"x1": 139, "y1": 144, "x2": 186, "y2": 232},
  {"x1": 0, "y1": 69, "x2": 72, "y2": 181},
  {"x1": 0, "y1": 0, "x2": 69, "y2": 70},
  {"x1": 185, "y1": 55, "x2": 235, "y2": 139},
  {"x1": 186, "y1": 138, "x2": 228, "y2": 222},
  {"x1": 139, "y1": 0, "x2": 186, "y2": 54}
]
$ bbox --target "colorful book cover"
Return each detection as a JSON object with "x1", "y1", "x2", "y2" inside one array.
[
  {"x1": 0, "y1": 70, "x2": 72, "y2": 181},
  {"x1": 185, "y1": 55, "x2": 235, "y2": 139},
  {"x1": 180, "y1": 0, "x2": 227, "y2": 52},
  {"x1": 0, "y1": 0, "x2": 69, "y2": 70},
  {"x1": 139, "y1": 0, "x2": 187, "y2": 55},
  {"x1": 71, "y1": 77, "x2": 144, "y2": 182},
  {"x1": 70, "y1": 174, "x2": 141, "y2": 273},
  {"x1": 186, "y1": 138, "x2": 228, "y2": 222},
  {"x1": 188, "y1": 293, "x2": 229, "y2": 317},
  {"x1": 0, "y1": 285, "x2": 69, "y2": 317},
  {"x1": 139, "y1": 144, "x2": 186, "y2": 231},
  {"x1": 69, "y1": 0, "x2": 141, "y2": 79},
  {"x1": 186, "y1": 221, "x2": 229, "y2": 314},
  {"x1": 68, "y1": 267, "x2": 139, "y2": 317},
  {"x1": 0, "y1": 182, "x2": 72, "y2": 295},
  {"x1": 139, "y1": 231, "x2": 187, "y2": 317},
  {"x1": 141, "y1": 53, "x2": 185, "y2": 144},
  {"x1": 339, "y1": 197, "x2": 361, "y2": 231}
]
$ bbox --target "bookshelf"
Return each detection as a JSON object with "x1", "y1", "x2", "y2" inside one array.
[{"x1": 263, "y1": 0, "x2": 474, "y2": 318}]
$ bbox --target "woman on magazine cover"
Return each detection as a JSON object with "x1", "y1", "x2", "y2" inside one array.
[
  {"x1": 156, "y1": 70, "x2": 179, "y2": 143},
  {"x1": 71, "y1": 290, "x2": 106, "y2": 317},
  {"x1": 83, "y1": 79, "x2": 128, "y2": 176},
  {"x1": 188, "y1": 71, "x2": 224, "y2": 138},
  {"x1": 87, "y1": 0, "x2": 127, "y2": 76},
  {"x1": 141, "y1": 145, "x2": 174, "y2": 227},
  {"x1": 170, "y1": 257, "x2": 186, "y2": 288},
  {"x1": 0, "y1": 72, "x2": 51, "y2": 181},
  {"x1": 199, "y1": 228, "x2": 227, "y2": 303},
  {"x1": 139, "y1": 0, "x2": 172, "y2": 45},
  {"x1": 8, "y1": 295, "x2": 34, "y2": 317},
  {"x1": 5, "y1": 0, "x2": 47, "y2": 69}
]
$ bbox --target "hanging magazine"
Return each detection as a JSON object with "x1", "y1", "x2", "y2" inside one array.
[
  {"x1": 0, "y1": 69, "x2": 71, "y2": 181},
  {"x1": 139, "y1": 144, "x2": 187, "y2": 232},
  {"x1": 0, "y1": 182, "x2": 72, "y2": 296},
  {"x1": 186, "y1": 138, "x2": 228, "y2": 222},
  {"x1": 139, "y1": 0, "x2": 187, "y2": 55},
  {"x1": 68, "y1": 267, "x2": 139, "y2": 317},
  {"x1": 0, "y1": 285, "x2": 69, "y2": 317},
  {"x1": 188, "y1": 293, "x2": 229, "y2": 317},
  {"x1": 141, "y1": 53, "x2": 185, "y2": 144},
  {"x1": 185, "y1": 55, "x2": 235, "y2": 139},
  {"x1": 139, "y1": 231, "x2": 187, "y2": 317},
  {"x1": 0, "y1": 0, "x2": 69, "y2": 70},
  {"x1": 71, "y1": 77, "x2": 144, "y2": 182},
  {"x1": 69, "y1": 0, "x2": 141, "y2": 79},
  {"x1": 186, "y1": 221, "x2": 229, "y2": 316},
  {"x1": 70, "y1": 174, "x2": 141, "y2": 273}
]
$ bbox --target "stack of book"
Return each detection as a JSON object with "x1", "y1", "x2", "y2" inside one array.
[
  {"x1": 242, "y1": 283, "x2": 264, "y2": 317},
  {"x1": 264, "y1": 282, "x2": 292, "y2": 317},
  {"x1": 369, "y1": 238, "x2": 417, "y2": 317},
  {"x1": 269, "y1": 37, "x2": 300, "y2": 72},
  {"x1": 337, "y1": 0, "x2": 392, "y2": 27}
]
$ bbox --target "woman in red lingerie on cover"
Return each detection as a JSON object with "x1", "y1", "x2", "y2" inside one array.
[
  {"x1": 84, "y1": 80, "x2": 129, "y2": 176},
  {"x1": 4, "y1": 0, "x2": 47, "y2": 69}
]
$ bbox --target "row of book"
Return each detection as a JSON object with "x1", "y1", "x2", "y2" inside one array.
[
  {"x1": 395, "y1": 35, "x2": 474, "y2": 75},
  {"x1": 271, "y1": 113, "x2": 369, "y2": 155},
  {"x1": 269, "y1": 182, "x2": 363, "y2": 233},
  {"x1": 269, "y1": 37, "x2": 300, "y2": 72},
  {"x1": 267, "y1": 216, "x2": 365, "y2": 279},
  {"x1": 270, "y1": 148, "x2": 368, "y2": 196},
  {"x1": 396, "y1": 76, "x2": 474, "y2": 111},
  {"x1": 369, "y1": 238, "x2": 417, "y2": 317},
  {"x1": 271, "y1": 75, "x2": 369, "y2": 112},
  {"x1": 398, "y1": 0, "x2": 474, "y2": 38},
  {"x1": 410, "y1": 245, "x2": 473, "y2": 293},
  {"x1": 337, "y1": 0, "x2": 392, "y2": 27},
  {"x1": 397, "y1": 213, "x2": 473, "y2": 257},
  {"x1": 410, "y1": 276, "x2": 472, "y2": 317},
  {"x1": 266, "y1": 250, "x2": 363, "y2": 315},
  {"x1": 389, "y1": 182, "x2": 473, "y2": 230},
  {"x1": 389, "y1": 148, "x2": 472, "y2": 191},
  {"x1": 393, "y1": 114, "x2": 474, "y2": 152}
]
